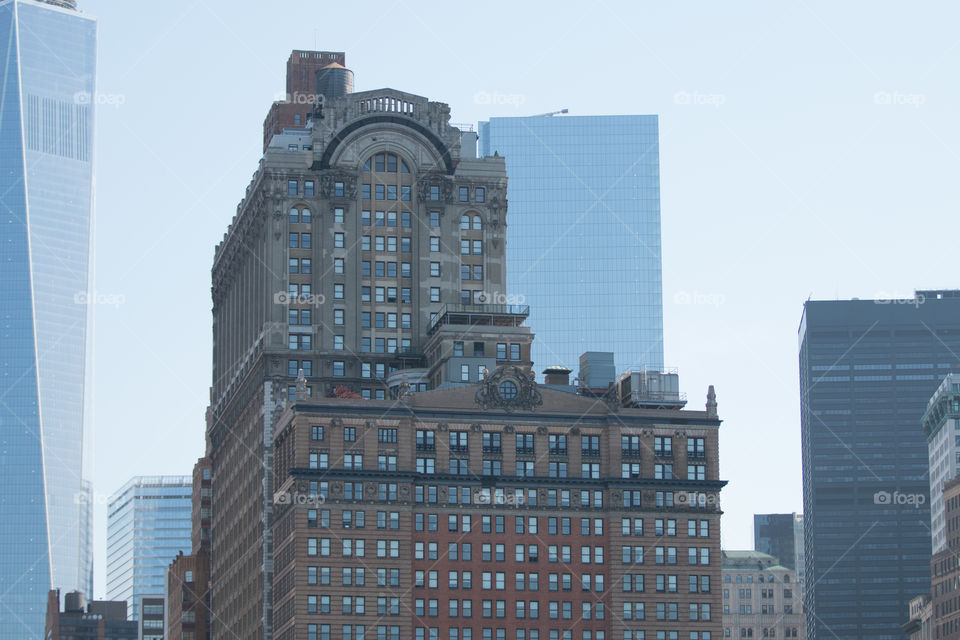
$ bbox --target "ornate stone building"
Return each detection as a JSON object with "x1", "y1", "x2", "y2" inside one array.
[
  {"x1": 207, "y1": 50, "x2": 726, "y2": 640},
  {"x1": 209, "y1": 51, "x2": 521, "y2": 638}
]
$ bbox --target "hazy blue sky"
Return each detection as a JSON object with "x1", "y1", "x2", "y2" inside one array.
[{"x1": 78, "y1": 0, "x2": 960, "y2": 595}]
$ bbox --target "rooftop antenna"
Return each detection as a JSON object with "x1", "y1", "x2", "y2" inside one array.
[{"x1": 530, "y1": 108, "x2": 569, "y2": 117}]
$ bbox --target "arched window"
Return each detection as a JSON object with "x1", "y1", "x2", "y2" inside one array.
[
  {"x1": 365, "y1": 152, "x2": 410, "y2": 174},
  {"x1": 289, "y1": 207, "x2": 311, "y2": 224},
  {"x1": 472, "y1": 215, "x2": 482, "y2": 230},
  {"x1": 460, "y1": 215, "x2": 470, "y2": 230}
]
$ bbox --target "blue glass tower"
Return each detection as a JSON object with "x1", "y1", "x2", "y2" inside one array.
[
  {"x1": 478, "y1": 115, "x2": 664, "y2": 378},
  {"x1": 0, "y1": 0, "x2": 95, "y2": 636},
  {"x1": 106, "y1": 476, "x2": 193, "y2": 621}
]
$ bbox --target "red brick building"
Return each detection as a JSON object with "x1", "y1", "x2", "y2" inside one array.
[
  {"x1": 168, "y1": 457, "x2": 213, "y2": 640},
  {"x1": 271, "y1": 374, "x2": 725, "y2": 640},
  {"x1": 932, "y1": 476, "x2": 960, "y2": 639}
]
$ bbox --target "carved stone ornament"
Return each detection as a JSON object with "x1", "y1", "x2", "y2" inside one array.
[
  {"x1": 569, "y1": 427, "x2": 581, "y2": 436},
  {"x1": 396, "y1": 374, "x2": 412, "y2": 402},
  {"x1": 331, "y1": 418, "x2": 344, "y2": 428},
  {"x1": 503, "y1": 425, "x2": 515, "y2": 434},
  {"x1": 536, "y1": 426, "x2": 548, "y2": 436},
  {"x1": 470, "y1": 424, "x2": 482, "y2": 432},
  {"x1": 674, "y1": 430, "x2": 687, "y2": 438},
  {"x1": 272, "y1": 210, "x2": 284, "y2": 239},
  {"x1": 474, "y1": 365, "x2": 543, "y2": 412},
  {"x1": 437, "y1": 423, "x2": 449, "y2": 432},
  {"x1": 417, "y1": 174, "x2": 454, "y2": 203},
  {"x1": 320, "y1": 173, "x2": 358, "y2": 199}
]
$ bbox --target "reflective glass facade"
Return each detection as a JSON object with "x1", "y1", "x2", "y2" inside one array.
[
  {"x1": 0, "y1": 1, "x2": 95, "y2": 636},
  {"x1": 799, "y1": 293, "x2": 960, "y2": 639},
  {"x1": 478, "y1": 116, "x2": 663, "y2": 377},
  {"x1": 106, "y1": 477, "x2": 192, "y2": 620}
]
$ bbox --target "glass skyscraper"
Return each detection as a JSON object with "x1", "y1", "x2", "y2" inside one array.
[
  {"x1": 106, "y1": 476, "x2": 192, "y2": 621},
  {"x1": 478, "y1": 115, "x2": 663, "y2": 378},
  {"x1": 799, "y1": 291, "x2": 960, "y2": 639},
  {"x1": 0, "y1": 1, "x2": 95, "y2": 636}
]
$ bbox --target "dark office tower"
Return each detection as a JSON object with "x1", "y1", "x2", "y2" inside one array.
[
  {"x1": 799, "y1": 290, "x2": 960, "y2": 640},
  {"x1": 209, "y1": 52, "x2": 514, "y2": 638},
  {"x1": 753, "y1": 513, "x2": 803, "y2": 574},
  {"x1": 0, "y1": 0, "x2": 96, "y2": 635}
]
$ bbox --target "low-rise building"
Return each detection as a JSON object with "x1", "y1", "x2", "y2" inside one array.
[
  {"x1": 45, "y1": 589, "x2": 138, "y2": 640},
  {"x1": 721, "y1": 551, "x2": 804, "y2": 639},
  {"x1": 903, "y1": 594, "x2": 933, "y2": 640}
]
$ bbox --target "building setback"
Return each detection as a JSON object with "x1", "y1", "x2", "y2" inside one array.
[
  {"x1": 270, "y1": 377, "x2": 724, "y2": 640},
  {"x1": 799, "y1": 291, "x2": 960, "y2": 639},
  {"x1": 0, "y1": 0, "x2": 96, "y2": 634},
  {"x1": 478, "y1": 115, "x2": 664, "y2": 378}
]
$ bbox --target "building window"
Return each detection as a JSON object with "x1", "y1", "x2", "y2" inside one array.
[
  {"x1": 430, "y1": 185, "x2": 440, "y2": 200},
  {"x1": 288, "y1": 180, "x2": 298, "y2": 195},
  {"x1": 334, "y1": 181, "x2": 345, "y2": 197},
  {"x1": 305, "y1": 180, "x2": 315, "y2": 196},
  {"x1": 475, "y1": 187, "x2": 485, "y2": 202},
  {"x1": 333, "y1": 361, "x2": 345, "y2": 377},
  {"x1": 459, "y1": 187, "x2": 469, "y2": 202}
]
